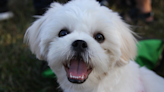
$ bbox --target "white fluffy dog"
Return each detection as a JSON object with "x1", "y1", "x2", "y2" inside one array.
[{"x1": 24, "y1": 0, "x2": 164, "y2": 92}]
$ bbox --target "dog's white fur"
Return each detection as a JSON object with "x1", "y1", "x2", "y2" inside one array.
[{"x1": 24, "y1": 0, "x2": 164, "y2": 92}]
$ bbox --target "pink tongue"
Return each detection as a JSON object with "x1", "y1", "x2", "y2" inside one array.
[{"x1": 69, "y1": 59, "x2": 88, "y2": 76}]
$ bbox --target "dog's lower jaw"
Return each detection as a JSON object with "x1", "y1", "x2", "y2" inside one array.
[{"x1": 60, "y1": 61, "x2": 145, "y2": 92}]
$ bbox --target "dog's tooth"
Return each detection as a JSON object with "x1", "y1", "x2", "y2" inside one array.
[
  {"x1": 67, "y1": 63, "x2": 70, "y2": 68},
  {"x1": 69, "y1": 73, "x2": 84, "y2": 79},
  {"x1": 70, "y1": 73, "x2": 72, "y2": 78},
  {"x1": 82, "y1": 75, "x2": 84, "y2": 79}
]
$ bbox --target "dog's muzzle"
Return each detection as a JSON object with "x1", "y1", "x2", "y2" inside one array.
[{"x1": 64, "y1": 40, "x2": 92, "y2": 84}]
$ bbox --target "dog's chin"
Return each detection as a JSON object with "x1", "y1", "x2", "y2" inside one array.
[{"x1": 63, "y1": 56, "x2": 92, "y2": 84}]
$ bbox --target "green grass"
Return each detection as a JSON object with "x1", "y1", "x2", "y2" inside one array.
[{"x1": 0, "y1": 0, "x2": 164, "y2": 92}]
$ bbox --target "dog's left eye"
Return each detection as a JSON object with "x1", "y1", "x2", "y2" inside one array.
[
  {"x1": 94, "y1": 33, "x2": 105, "y2": 43},
  {"x1": 58, "y1": 29, "x2": 70, "y2": 37}
]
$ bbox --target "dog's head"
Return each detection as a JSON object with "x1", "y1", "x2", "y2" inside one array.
[{"x1": 24, "y1": 0, "x2": 136, "y2": 90}]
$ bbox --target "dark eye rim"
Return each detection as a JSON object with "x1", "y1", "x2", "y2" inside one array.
[
  {"x1": 94, "y1": 32, "x2": 105, "y2": 43},
  {"x1": 58, "y1": 29, "x2": 70, "y2": 37}
]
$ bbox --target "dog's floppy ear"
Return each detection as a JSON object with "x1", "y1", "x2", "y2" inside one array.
[
  {"x1": 24, "y1": 17, "x2": 47, "y2": 60},
  {"x1": 116, "y1": 22, "x2": 137, "y2": 66},
  {"x1": 24, "y1": 2, "x2": 62, "y2": 60}
]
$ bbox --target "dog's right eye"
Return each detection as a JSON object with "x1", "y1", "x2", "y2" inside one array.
[
  {"x1": 94, "y1": 33, "x2": 105, "y2": 43},
  {"x1": 58, "y1": 29, "x2": 70, "y2": 37}
]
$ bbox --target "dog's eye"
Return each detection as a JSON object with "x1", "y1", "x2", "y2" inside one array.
[
  {"x1": 58, "y1": 29, "x2": 70, "y2": 37},
  {"x1": 94, "y1": 33, "x2": 105, "y2": 43}
]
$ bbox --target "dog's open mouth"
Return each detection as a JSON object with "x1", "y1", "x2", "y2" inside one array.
[{"x1": 64, "y1": 56, "x2": 92, "y2": 84}]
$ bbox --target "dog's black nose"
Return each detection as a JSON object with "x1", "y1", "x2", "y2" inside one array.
[{"x1": 72, "y1": 40, "x2": 87, "y2": 52}]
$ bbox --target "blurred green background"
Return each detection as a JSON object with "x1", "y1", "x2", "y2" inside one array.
[{"x1": 0, "y1": 0, "x2": 164, "y2": 92}]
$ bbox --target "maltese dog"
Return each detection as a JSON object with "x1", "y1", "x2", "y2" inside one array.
[{"x1": 24, "y1": 0, "x2": 164, "y2": 92}]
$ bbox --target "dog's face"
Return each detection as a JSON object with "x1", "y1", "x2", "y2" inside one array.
[{"x1": 25, "y1": 0, "x2": 136, "y2": 90}]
